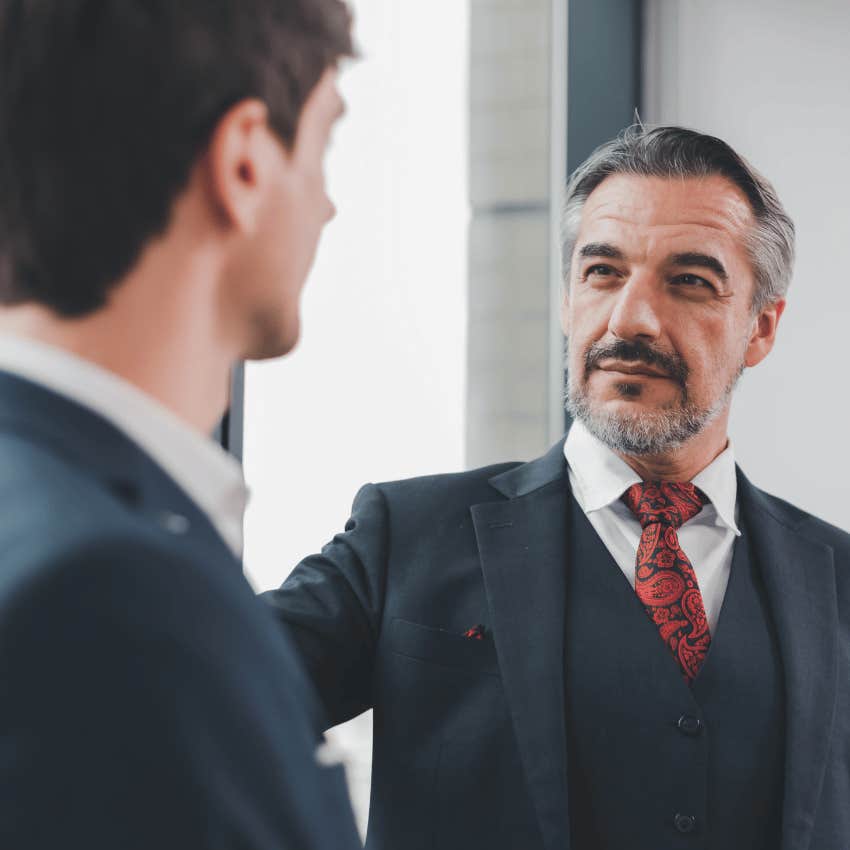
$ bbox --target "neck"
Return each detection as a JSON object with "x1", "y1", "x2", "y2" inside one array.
[
  {"x1": 0, "y1": 246, "x2": 237, "y2": 435},
  {"x1": 616, "y1": 413, "x2": 731, "y2": 482}
]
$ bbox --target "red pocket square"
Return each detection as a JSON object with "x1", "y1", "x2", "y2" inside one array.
[{"x1": 463, "y1": 624, "x2": 487, "y2": 640}]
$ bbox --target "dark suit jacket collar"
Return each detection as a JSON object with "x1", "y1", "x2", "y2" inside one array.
[
  {"x1": 488, "y1": 439, "x2": 567, "y2": 499},
  {"x1": 489, "y1": 436, "x2": 824, "y2": 539},
  {"x1": 0, "y1": 371, "x2": 238, "y2": 566}
]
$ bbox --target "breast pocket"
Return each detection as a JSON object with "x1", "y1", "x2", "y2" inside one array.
[
  {"x1": 388, "y1": 617, "x2": 500, "y2": 677},
  {"x1": 375, "y1": 619, "x2": 521, "y2": 849},
  {"x1": 383, "y1": 623, "x2": 538, "y2": 850}
]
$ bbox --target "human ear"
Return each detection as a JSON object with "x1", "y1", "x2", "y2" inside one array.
[
  {"x1": 744, "y1": 298, "x2": 786, "y2": 368},
  {"x1": 203, "y1": 98, "x2": 278, "y2": 233}
]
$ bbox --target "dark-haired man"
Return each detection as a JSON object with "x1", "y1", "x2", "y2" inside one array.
[
  {"x1": 267, "y1": 126, "x2": 850, "y2": 849},
  {"x1": 0, "y1": 1, "x2": 361, "y2": 848}
]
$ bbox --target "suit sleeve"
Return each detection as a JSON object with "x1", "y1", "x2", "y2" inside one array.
[
  {"x1": 263, "y1": 483, "x2": 390, "y2": 728},
  {"x1": 0, "y1": 537, "x2": 362, "y2": 850}
]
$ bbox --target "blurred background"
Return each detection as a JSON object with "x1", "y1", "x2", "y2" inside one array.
[{"x1": 231, "y1": 0, "x2": 850, "y2": 837}]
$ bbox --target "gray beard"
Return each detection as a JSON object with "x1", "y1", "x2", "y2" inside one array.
[{"x1": 564, "y1": 367, "x2": 741, "y2": 456}]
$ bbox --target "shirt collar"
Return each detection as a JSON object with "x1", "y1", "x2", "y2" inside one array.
[
  {"x1": 565, "y1": 419, "x2": 641, "y2": 512},
  {"x1": 564, "y1": 418, "x2": 740, "y2": 535},
  {"x1": 691, "y1": 440, "x2": 740, "y2": 535},
  {"x1": 0, "y1": 333, "x2": 248, "y2": 557}
]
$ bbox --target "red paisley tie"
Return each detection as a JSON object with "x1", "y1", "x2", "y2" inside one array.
[{"x1": 621, "y1": 481, "x2": 710, "y2": 684}]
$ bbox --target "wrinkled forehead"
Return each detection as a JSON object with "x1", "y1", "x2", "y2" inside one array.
[{"x1": 575, "y1": 173, "x2": 756, "y2": 261}]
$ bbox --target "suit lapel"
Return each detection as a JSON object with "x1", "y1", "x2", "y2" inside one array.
[
  {"x1": 739, "y1": 471, "x2": 838, "y2": 850},
  {"x1": 471, "y1": 442, "x2": 570, "y2": 850}
]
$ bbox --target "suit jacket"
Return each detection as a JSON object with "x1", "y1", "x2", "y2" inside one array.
[
  {"x1": 0, "y1": 372, "x2": 361, "y2": 850},
  {"x1": 267, "y1": 439, "x2": 850, "y2": 850}
]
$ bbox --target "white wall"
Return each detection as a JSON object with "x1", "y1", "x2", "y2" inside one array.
[
  {"x1": 241, "y1": 1, "x2": 468, "y2": 836},
  {"x1": 243, "y1": 4, "x2": 469, "y2": 593},
  {"x1": 643, "y1": 0, "x2": 850, "y2": 531}
]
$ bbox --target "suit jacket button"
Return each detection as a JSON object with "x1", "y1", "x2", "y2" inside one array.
[
  {"x1": 674, "y1": 813, "x2": 697, "y2": 834},
  {"x1": 677, "y1": 714, "x2": 703, "y2": 736}
]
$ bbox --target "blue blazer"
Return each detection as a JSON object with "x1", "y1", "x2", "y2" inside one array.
[
  {"x1": 267, "y1": 439, "x2": 850, "y2": 850},
  {"x1": 0, "y1": 372, "x2": 361, "y2": 849}
]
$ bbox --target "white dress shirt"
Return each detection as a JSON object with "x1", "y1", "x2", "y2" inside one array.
[
  {"x1": 0, "y1": 333, "x2": 248, "y2": 557},
  {"x1": 564, "y1": 419, "x2": 740, "y2": 634}
]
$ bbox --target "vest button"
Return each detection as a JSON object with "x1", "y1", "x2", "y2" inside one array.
[
  {"x1": 677, "y1": 714, "x2": 703, "y2": 736},
  {"x1": 674, "y1": 813, "x2": 697, "y2": 834}
]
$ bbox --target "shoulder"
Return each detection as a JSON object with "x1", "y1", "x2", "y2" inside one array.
[
  {"x1": 0, "y1": 528, "x2": 227, "y2": 654},
  {"x1": 0, "y1": 433, "x2": 248, "y2": 639},
  {"x1": 335, "y1": 460, "x2": 522, "y2": 541},
  {"x1": 748, "y1": 484, "x2": 850, "y2": 554},
  {"x1": 0, "y1": 425, "x2": 361, "y2": 847},
  {"x1": 0, "y1": 424, "x2": 234, "y2": 582},
  {"x1": 0, "y1": 508, "x2": 309, "y2": 753},
  {"x1": 365, "y1": 458, "x2": 522, "y2": 509},
  {"x1": 0, "y1": 429, "x2": 128, "y2": 542}
]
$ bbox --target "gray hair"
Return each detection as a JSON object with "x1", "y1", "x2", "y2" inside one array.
[{"x1": 560, "y1": 124, "x2": 795, "y2": 313}]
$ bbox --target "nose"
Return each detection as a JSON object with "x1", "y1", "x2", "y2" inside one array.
[
  {"x1": 607, "y1": 273, "x2": 662, "y2": 342},
  {"x1": 324, "y1": 194, "x2": 336, "y2": 223}
]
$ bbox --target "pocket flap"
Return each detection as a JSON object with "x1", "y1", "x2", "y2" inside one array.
[{"x1": 388, "y1": 617, "x2": 500, "y2": 676}]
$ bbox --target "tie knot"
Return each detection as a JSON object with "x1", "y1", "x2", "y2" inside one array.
[{"x1": 622, "y1": 481, "x2": 706, "y2": 529}]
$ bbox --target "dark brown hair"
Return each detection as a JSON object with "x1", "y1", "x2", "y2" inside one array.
[{"x1": 0, "y1": 0, "x2": 353, "y2": 316}]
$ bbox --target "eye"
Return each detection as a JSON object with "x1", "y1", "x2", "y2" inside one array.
[
  {"x1": 671, "y1": 273, "x2": 714, "y2": 290},
  {"x1": 584, "y1": 264, "x2": 618, "y2": 278}
]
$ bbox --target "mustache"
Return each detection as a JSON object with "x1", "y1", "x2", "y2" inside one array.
[{"x1": 584, "y1": 339, "x2": 689, "y2": 386}]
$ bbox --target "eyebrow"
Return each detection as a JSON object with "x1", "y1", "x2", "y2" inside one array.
[
  {"x1": 669, "y1": 252, "x2": 728, "y2": 281},
  {"x1": 577, "y1": 242, "x2": 625, "y2": 260}
]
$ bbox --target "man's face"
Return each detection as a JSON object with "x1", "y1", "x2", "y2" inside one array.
[
  {"x1": 240, "y1": 68, "x2": 345, "y2": 359},
  {"x1": 563, "y1": 173, "x2": 779, "y2": 456}
]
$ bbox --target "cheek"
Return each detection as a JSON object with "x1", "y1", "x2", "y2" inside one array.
[
  {"x1": 564, "y1": 318, "x2": 588, "y2": 371},
  {"x1": 570, "y1": 288, "x2": 616, "y2": 334},
  {"x1": 566, "y1": 305, "x2": 608, "y2": 366},
  {"x1": 294, "y1": 149, "x2": 329, "y2": 199},
  {"x1": 275, "y1": 179, "x2": 318, "y2": 241},
  {"x1": 677, "y1": 333, "x2": 734, "y2": 397}
]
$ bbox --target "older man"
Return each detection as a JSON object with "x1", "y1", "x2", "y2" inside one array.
[{"x1": 267, "y1": 126, "x2": 850, "y2": 850}]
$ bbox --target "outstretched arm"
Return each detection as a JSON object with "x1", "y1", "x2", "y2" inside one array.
[{"x1": 263, "y1": 483, "x2": 390, "y2": 729}]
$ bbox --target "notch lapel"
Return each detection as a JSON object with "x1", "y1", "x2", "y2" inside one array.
[
  {"x1": 739, "y1": 472, "x2": 838, "y2": 850},
  {"x1": 471, "y1": 442, "x2": 570, "y2": 850}
]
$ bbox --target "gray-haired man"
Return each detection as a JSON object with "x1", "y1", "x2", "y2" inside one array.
[{"x1": 266, "y1": 126, "x2": 850, "y2": 850}]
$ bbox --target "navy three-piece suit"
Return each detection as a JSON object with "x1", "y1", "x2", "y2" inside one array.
[
  {"x1": 267, "y1": 439, "x2": 850, "y2": 849},
  {"x1": 0, "y1": 373, "x2": 361, "y2": 849}
]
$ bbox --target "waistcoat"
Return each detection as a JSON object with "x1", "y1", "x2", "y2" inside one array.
[{"x1": 564, "y1": 491, "x2": 785, "y2": 849}]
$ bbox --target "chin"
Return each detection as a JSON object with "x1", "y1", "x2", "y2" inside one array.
[
  {"x1": 605, "y1": 396, "x2": 679, "y2": 415},
  {"x1": 242, "y1": 313, "x2": 301, "y2": 361},
  {"x1": 586, "y1": 385, "x2": 674, "y2": 415}
]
